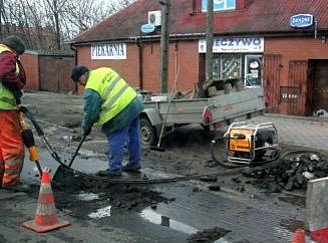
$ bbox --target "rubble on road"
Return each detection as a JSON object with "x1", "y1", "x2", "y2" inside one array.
[
  {"x1": 187, "y1": 226, "x2": 231, "y2": 243},
  {"x1": 245, "y1": 152, "x2": 328, "y2": 193}
]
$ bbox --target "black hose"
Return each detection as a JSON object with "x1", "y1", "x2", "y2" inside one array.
[
  {"x1": 54, "y1": 164, "x2": 248, "y2": 185},
  {"x1": 19, "y1": 106, "x2": 44, "y2": 136},
  {"x1": 55, "y1": 149, "x2": 324, "y2": 185},
  {"x1": 19, "y1": 106, "x2": 66, "y2": 166}
]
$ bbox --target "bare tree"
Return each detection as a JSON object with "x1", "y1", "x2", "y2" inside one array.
[{"x1": 0, "y1": 0, "x2": 136, "y2": 50}]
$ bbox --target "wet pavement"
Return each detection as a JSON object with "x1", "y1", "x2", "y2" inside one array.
[
  {"x1": 1, "y1": 110, "x2": 327, "y2": 242},
  {"x1": 14, "y1": 148, "x2": 305, "y2": 242},
  {"x1": 250, "y1": 113, "x2": 328, "y2": 152}
]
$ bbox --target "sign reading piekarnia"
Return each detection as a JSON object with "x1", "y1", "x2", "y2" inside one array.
[{"x1": 91, "y1": 43, "x2": 127, "y2": 60}]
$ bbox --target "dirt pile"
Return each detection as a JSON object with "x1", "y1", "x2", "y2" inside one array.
[
  {"x1": 246, "y1": 151, "x2": 328, "y2": 193},
  {"x1": 50, "y1": 166, "x2": 168, "y2": 219}
]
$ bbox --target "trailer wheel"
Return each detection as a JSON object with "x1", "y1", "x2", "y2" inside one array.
[{"x1": 140, "y1": 117, "x2": 157, "y2": 146}]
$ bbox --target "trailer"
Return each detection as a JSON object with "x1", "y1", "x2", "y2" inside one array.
[{"x1": 139, "y1": 87, "x2": 266, "y2": 146}]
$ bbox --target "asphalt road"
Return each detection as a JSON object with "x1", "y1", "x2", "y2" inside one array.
[
  {"x1": 1, "y1": 91, "x2": 326, "y2": 242},
  {"x1": 1, "y1": 149, "x2": 305, "y2": 243}
]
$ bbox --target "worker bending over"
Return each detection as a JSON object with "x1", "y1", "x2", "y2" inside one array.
[{"x1": 71, "y1": 65, "x2": 144, "y2": 176}]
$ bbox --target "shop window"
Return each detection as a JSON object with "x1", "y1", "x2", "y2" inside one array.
[
  {"x1": 213, "y1": 54, "x2": 242, "y2": 80},
  {"x1": 212, "y1": 58, "x2": 221, "y2": 80},
  {"x1": 201, "y1": 0, "x2": 236, "y2": 12},
  {"x1": 245, "y1": 55, "x2": 262, "y2": 86},
  {"x1": 212, "y1": 54, "x2": 263, "y2": 86}
]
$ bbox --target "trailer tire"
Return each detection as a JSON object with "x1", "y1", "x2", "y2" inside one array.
[{"x1": 140, "y1": 117, "x2": 157, "y2": 146}]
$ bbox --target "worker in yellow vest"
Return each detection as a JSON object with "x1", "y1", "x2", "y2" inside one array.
[
  {"x1": 0, "y1": 35, "x2": 30, "y2": 192},
  {"x1": 71, "y1": 65, "x2": 144, "y2": 176}
]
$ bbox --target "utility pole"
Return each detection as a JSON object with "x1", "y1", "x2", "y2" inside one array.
[
  {"x1": 0, "y1": 0, "x2": 2, "y2": 40},
  {"x1": 206, "y1": 0, "x2": 213, "y2": 82},
  {"x1": 159, "y1": 0, "x2": 170, "y2": 93}
]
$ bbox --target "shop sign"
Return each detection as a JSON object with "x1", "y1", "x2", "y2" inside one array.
[
  {"x1": 201, "y1": 0, "x2": 236, "y2": 12},
  {"x1": 290, "y1": 14, "x2": 313, "y2": 28},
  {"x1": 141, "y1": 24, "x2": 156, "y2": 34},
  {"x1": 91, "y1": 43, "x2": 127, "y2": 59},
  {"x1": 198, "y1": 37, "x2": 264, "y2": 53}
]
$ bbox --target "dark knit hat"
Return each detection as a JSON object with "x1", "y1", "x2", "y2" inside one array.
[
  {"x1": 2, "y1": 35, "x2": 25, "y2": 54},
  {"x1": 71, "y1": 65, "x2": 89, "y2": 82}
]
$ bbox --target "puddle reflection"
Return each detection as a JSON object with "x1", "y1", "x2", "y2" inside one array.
[
  {"x1": 88, "y1": 206, "x2": 112, "y2": 219},
  {"x1": 75, "y1": 192, "x2": 100, "y2": 201},
  {"x1": 140, "y1": 208, "x2": 198, "y2": 234}
]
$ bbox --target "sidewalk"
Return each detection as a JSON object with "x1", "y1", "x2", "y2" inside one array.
[{"x1": 249, "y1": 113, "x2": 328, "y2": 152}]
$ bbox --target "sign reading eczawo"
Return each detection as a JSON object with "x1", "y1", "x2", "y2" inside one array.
[
  {"x1": 198, "y1": 37, "x2": 264, "y2": 53},
  {"x1": 91, "y1": 43, "x2": 127, "y2": 59}
]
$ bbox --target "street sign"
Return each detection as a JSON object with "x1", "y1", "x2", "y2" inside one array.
[
  {"x1": 141, "y1": 24, "x2": 156, "y2": 34},
  {"x1": 290, "y1": 14, "x2": 314, "y2": 28}
]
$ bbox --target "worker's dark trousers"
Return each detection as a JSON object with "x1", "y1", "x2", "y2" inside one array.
[
  {"x1": 0, "y1": 110, "x2": 25, "y2": 187},
  {"x1": 107, "y1": 117, "x2": 141, "y2": 172}
]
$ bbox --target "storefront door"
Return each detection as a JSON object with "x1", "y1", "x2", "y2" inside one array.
[
  {"x1": 284, "y1": 60, "x2": 308, "y2": 116},
  {"x1": 312, "y1": 60, "x2": 328, "y2": 116},
  {"x1": 263, "y1": 54, "x2": 282, "y2": 113}
]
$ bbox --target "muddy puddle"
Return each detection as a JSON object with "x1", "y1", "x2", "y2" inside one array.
[
  {"x1": 50, "y1": 167, "x2": 168, "y2": 220},
  {"x1": 278, "y1": 194, "x2": 305, "y2": 207},
  {"x1": 279, "y1": 218, "x2": 305, "y2": 234}
]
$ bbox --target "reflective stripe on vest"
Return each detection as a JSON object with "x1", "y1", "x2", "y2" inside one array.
[
  {"x1": 85, "y1": 67, "x2": 137, "y2": 125},
  {"x1": 0, "y1": 45, "x2": 18, "y2": 110}
]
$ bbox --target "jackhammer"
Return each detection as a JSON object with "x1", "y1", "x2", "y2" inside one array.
[
  {"x1": 17, "y1": 106, "x2": 43, "y2": 176},
  {"x1": 18, "y1": 106, "x2": 63, "y2": 164}
]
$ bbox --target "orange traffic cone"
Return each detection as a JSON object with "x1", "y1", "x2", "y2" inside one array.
[
  {"x1": 292, "y1": 229, "x2": 306, "y2": 243},
  {"x1": 311, "y1": 227, "x2": 328, "y2": 243},
  {"x1": 22, "y1": 171, "x2": 70, "y2": 233}
]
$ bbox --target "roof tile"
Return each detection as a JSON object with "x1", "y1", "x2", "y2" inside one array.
[{"x1": 71, "y1": 0, "x2": 328, "y2": 43}]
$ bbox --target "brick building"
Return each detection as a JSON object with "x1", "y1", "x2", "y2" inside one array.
[
  {"x1": 70, "y1": 0, "x2": 328, "y2": 116},
  {"x1": 1, "y1": 24, "x2": 75, "y2": 93},
  {"x1": 21, "y1": 50, "x2": 75, "y2": 93}
]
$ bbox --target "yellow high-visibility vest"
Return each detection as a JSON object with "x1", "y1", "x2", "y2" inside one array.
[{"x1": 85, "y1": 67, "x2": 137, "y2": 125}]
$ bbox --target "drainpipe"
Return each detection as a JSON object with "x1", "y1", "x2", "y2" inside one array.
[
  {"x1": 137, "y1": 31, "x2": 144, "y2": 90},
  {"x1": 70, "y1": 44, "x2": 78, "y2": 94},
  {"x1": 190, "y1": 0, "x2": 196, "y2": 15},
  {"x1": 70, "y1": 44, "x2": 77, "y2": 64}
]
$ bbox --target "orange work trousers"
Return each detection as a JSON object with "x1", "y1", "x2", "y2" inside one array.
[{"x1": 0, "y1": 110, "x2": 25, "y2": 187}]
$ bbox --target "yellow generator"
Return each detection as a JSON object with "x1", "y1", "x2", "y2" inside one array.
[{"x1": 224, "y1": 121, "x2": 279, "y2": 164}]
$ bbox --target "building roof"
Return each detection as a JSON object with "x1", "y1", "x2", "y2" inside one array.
[
  {"x1": 26, "y1": 49, "x2": 74, "y2": 57},
  {"x1": 71, "y1": 0, "x2": 328, "y2": 45}
]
